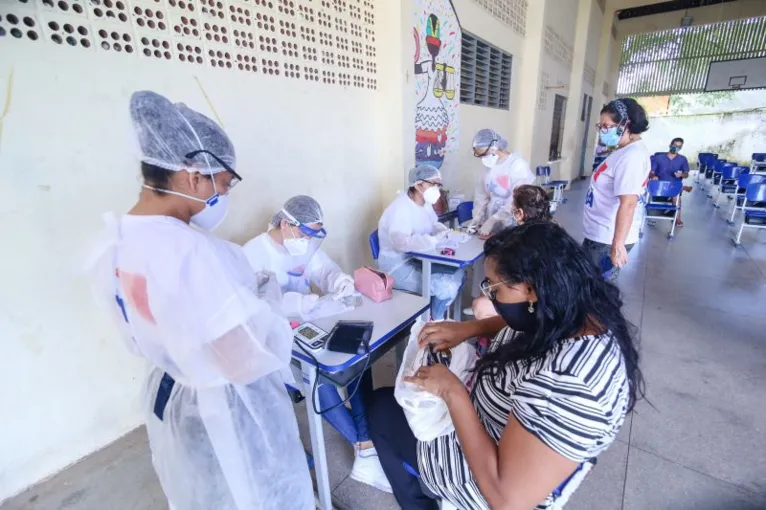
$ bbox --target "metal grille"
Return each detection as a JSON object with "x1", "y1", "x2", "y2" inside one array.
[
  {"x1": 617, "y1": 15, "x2": 766, "y2": 96},
  {"x1": 461, "y1": 32, "x2": 512, "y2": 109}
]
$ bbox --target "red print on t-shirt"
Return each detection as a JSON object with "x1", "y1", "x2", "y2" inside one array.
[
  {"x1": 593, "y1": 161, "x2": 608, "y2": 181},
  {"x1": 116, "y1": 269, "x2": 157, "y2": 324}
]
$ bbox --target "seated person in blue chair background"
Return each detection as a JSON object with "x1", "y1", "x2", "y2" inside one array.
[
  {"x1": 650, "y1": 137, "x2": 689, "y2": 227},
  {"x1": 377, "y1": 164, "x2": 464, "y2": 320},
  {"x1": 242, "y1": 195, "x2": 392, "y2": 493}
]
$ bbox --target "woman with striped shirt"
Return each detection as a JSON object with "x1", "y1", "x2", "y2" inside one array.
[{"x1": 367, "y1": 222, "x2": 644, "y2": 509}]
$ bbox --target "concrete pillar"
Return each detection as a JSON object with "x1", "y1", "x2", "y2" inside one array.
[
  {"x1": 559, "y1": 0, "x2": 594, "y2": 183},
  {"x1": 512, "y1": 0, "x2": 547, "y2": 163},
  {"x1": 593, "y1": 0, "x2": 618, "y2": 109}
]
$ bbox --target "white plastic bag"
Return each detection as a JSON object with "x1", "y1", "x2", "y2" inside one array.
[{"x1": 394, "y1": 320, "x2": 477, "y2": 441}]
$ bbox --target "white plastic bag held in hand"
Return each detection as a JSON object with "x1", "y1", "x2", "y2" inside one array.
[{"x1": 394, "y1": 320, "x2": 477, "y2": 441}]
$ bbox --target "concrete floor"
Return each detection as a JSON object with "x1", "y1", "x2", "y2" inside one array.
[{"x1": 4, "y1": 180, "x2": 766, "y2": 510}]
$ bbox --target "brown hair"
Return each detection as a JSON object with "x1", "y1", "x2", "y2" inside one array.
[{"x1": 513, "y1": 185, "x2": 552, "y2": 223}]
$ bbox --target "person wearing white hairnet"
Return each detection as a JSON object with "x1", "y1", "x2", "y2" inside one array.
[
  {"x1": 463, "y1": 129, "x2": 534, "y2": 316},
  {"x1": 243, "y1": 195, "x2": 356, "y2": 321},
  {"x1": 85, "y1": 91, "x2": 314, "y2": 510},
  {"x1": 242, "y1": 196, "x2": 392, "y2": 493},
  {"x1": 378, "y1": 165, "x2": 465, "y2": 320},
  {"x1": 469, "y1": 128, "x2": 535, "y2": 238}
]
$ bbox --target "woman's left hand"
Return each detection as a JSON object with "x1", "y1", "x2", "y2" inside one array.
[{"x1": 403, "y1": 364, "x2": 464, "y2": 400}]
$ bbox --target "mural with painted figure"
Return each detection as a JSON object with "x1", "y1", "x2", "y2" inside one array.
[{"x1": 414, "y1": 0, "x2": 460, "y2": 169}]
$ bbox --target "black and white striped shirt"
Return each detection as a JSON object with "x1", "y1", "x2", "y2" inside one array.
[{"x1": 417, "y1": 328, "x2": 630, "y2": 509}]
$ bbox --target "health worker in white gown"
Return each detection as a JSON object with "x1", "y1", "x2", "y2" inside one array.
[{"x1": 85, "y1": 91, "x2": 314, "y2": 510}]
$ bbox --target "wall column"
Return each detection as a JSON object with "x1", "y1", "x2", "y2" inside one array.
[
  {"x1": 559, "y1": 0, "x2": 594, "y2": 183},
  {"x1": 512, "y1": 0, "x2": 547, "y2": 162}
]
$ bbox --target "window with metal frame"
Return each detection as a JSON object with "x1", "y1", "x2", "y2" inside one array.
[
  {"x1": 461, "y1": 31, "x2": 512, "y2": 109},
  {"x1": 550, "y1": 94, "x2": 567, "y2": 160},
  {"x1": 617, "y1": 15, "x2": 766, "y2": 96}
]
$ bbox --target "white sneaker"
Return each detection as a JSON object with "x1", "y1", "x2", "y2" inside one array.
[
  {"x1": 462, "y1": 307, "x2": 474, "y2": 316},
  {"x1": 350, "y1": 446, "x2": 393, "y2": 493}
]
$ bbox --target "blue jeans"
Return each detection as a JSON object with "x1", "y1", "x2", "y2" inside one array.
[
  {"x1": 317, "y1": 369, "x2": 373, "y2": 444},
  {"x1": 388, "y1": 260, "x2": 465, "y2": 320}
]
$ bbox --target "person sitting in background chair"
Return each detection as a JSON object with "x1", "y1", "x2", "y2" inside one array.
[{"x1": 650, "y1": 137, "x2": 689, "y2": 227}]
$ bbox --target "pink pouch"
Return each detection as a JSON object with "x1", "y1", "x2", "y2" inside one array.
[{"x1": 354, "y1": 266, "x2": 394, "y2": 303}]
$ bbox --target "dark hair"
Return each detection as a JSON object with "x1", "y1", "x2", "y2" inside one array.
[
  {"x1": 512, "y1": 185, "x2": 552, "y2": 223},
  {"x1": 671, "y1": 137, "x2": 684, "y2": 145},
  {"x1": 141, "y1": 162, "x2": 174, "y2": 190},
  {"x1": 601, "y1": 98, "x2": 649, "y2": 135},
  {"x1": 475, "y1": 222, "x2": 644, "y2": 412}
]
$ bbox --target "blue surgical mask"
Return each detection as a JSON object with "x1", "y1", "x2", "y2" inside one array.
[{"x1": 599, "y1": 126, "x2": 622, "y2": 147}]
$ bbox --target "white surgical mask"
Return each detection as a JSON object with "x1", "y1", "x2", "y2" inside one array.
[
  {"x1": 481, "y1": 154, "x2": 499, "y2": 168},
  {"x1": 143, "y1": 180, "x2": 229, "y2": 231},
  {"x1": 423, "y1": 186, "x2": 441, "y2": 205},
  {"x1": 284, "y1": 237, "x2": 309, "y2": 256}
]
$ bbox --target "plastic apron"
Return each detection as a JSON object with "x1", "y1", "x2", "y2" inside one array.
[{"x1": 85, "y1": 213, "x2": 314, "y2": 510}]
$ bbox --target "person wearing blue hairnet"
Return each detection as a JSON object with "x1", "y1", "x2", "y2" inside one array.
[
  {"x1": 85, "y1": 91, "x2": 314, "y2": 510},
  {"x1": 377, "y1": 165, "x2": 465, "y2": 320},
  {"x1": 243, "y1": 196, "x2": 392, "y2": 493}
]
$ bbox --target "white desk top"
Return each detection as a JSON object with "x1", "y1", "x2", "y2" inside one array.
[
  {"x1": 407, "y1": 234, "x2": 486, "y2": 268},
  {"x1": 291, "y1": 290, "x2": 429, "y2": 372}
]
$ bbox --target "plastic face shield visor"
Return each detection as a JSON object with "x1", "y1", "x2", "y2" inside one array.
[{"x1": 283, "y1": 213, "x2": 327, "y2": 277}]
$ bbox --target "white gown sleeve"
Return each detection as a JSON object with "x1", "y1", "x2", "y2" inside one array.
[
  {"x1": 305, "y1": 248, "x2": 353, "y2": 295},
  {"x1": 471, "y1": 172, "x2": 490, "y2": 227}
]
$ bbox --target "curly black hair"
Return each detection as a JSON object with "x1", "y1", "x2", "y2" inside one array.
[{"x1": 475, "y1": 222, "x2": 644, "y2": 412}]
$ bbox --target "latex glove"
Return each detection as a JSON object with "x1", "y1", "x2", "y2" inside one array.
[
  {"x1": 305, "y1": 294, "x2": 352, "y2": 321},
  {"x1": 465, "y1": 224, "x2": 478, "y2": 235},
  {"x1": 255, "y1": 271, "x2": 282, "y2": 305},
  {"x1": 332, "y1": 275, "x2": 356, "y2": 298},
  {"x1": 433, "y1": 222, "x2": 450, "y2": 234},
  {"x1": 478, "y1": 218, "x2": 498, "y2": 236}
]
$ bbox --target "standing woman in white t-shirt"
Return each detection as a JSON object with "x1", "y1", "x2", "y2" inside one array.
[{"x1": 583, "y1": 98, "x2": 650, "y2": 282}]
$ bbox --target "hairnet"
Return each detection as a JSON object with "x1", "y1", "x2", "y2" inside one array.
[
  {"x1": 130, "y1": 90, "x2": 236, "y2": 174},
  {"x1": 472, "y1": 129, "x2": 509, "y2": 151},
  {"x1": 271, "y1": 195, "x2": 324, "y2": 226},
  {"x1": 408, "y1": 164, "x2": 442, "y2": 185}
]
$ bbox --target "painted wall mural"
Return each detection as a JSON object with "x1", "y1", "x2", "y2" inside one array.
[{"x1": 414, "y1": 0, "x2": 461, "y2": 169}]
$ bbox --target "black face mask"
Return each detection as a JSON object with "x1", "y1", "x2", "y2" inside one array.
[{"x1": 491, "y1": 299, "x2": 537, "y2": 334}]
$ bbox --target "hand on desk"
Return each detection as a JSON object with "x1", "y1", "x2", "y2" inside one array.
[
  {"x1": 418, "y1": 321, "x2": 472, "y2": 352},
  {"x1": 478, "y1": 233, "x2": 494, "y2": 241}
]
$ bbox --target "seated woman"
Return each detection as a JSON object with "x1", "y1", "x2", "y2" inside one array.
[
  {"x1": 378, "y1": 164, "x2": 464, "y2": 320},
  {"x1": 368, "y1": 222, "x2": 643, "y2": 510},
  {"x1": 243, "y1": 195, "x2": 391, "y2": 493},
  {"x1": 471, "y1": 184, "x2": 552, "y2": 321}
]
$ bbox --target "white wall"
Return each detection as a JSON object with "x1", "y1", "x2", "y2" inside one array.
[
  {"x1": 0, "y1": 0, "x2": 407, "y2": 500},
  {"x1": 443, "y1": 0, "x2": 527, "y2": 199}
]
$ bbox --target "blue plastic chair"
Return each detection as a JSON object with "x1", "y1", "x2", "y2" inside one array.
[
  {"x1": 708, "y1": 161, "x2": 734, "y2": 198},
  {"x1": 369, "y1": 230, "x2": 380, "y2": 260},
  {"x1": 727, "y1": 173, "x2": 766, "y2": 224},
  {"x1": 734, "y1": 182, "x2": 766, "y2": 245},
  {"x1": 642, "y1": 180, "x2": 683, "y2": 239},
  {"x1": 714, "y1": 165, "x2": 748, "y2": 208},
  {"x1": 456, "y1": 201, "x2": 474, "y2": 225},
  {"x1": 697, "y1": 153, "x2": 717, "y2": 186},
  {"x1": 752, "y1": 152, "x2": 766, "y2": 174}
]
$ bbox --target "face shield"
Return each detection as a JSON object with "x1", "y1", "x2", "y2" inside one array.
[{"x1": 281, "y1": 210, "x2": 327, "y2": 277}]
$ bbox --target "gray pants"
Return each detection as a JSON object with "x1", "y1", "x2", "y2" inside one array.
[{"x1": 582, "y1": 238, "x2": 634, "y2": 282}]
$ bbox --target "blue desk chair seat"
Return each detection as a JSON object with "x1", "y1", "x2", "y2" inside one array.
[
  {"x1": 642, "y1": 180, "x2": 683, "y2": 239},
  {"x1": 727, "y1": 174, "x2": 766, "y2": 224},
  {"x1": 751, "y1": 152, "x2": 766, "y2": 174},
  {"x1": 714, "y1": 165, "x2": 748, "y2": 208},
  {"x1": 456, "y1": 201, "x2": 474, "y2": 226},
  {"x1": 734, "y1": 182, "x2": 766, "y2": 245}
]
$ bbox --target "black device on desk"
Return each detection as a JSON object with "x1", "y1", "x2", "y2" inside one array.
[{"x1": 326, "y1": 321, "x2": 374, "y2": 354}]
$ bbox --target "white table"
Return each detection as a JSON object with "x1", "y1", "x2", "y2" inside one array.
[
  {"x1": 290, "y1": 291, "x2": 430, "y2": 510},
  {"x1": 407, "y1": 234, "x2": 486, "y2": 320}
]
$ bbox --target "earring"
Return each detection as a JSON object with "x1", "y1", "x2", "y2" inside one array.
[{"x1": 528, "y1": 301, "x2": 535, "y2": 313}]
